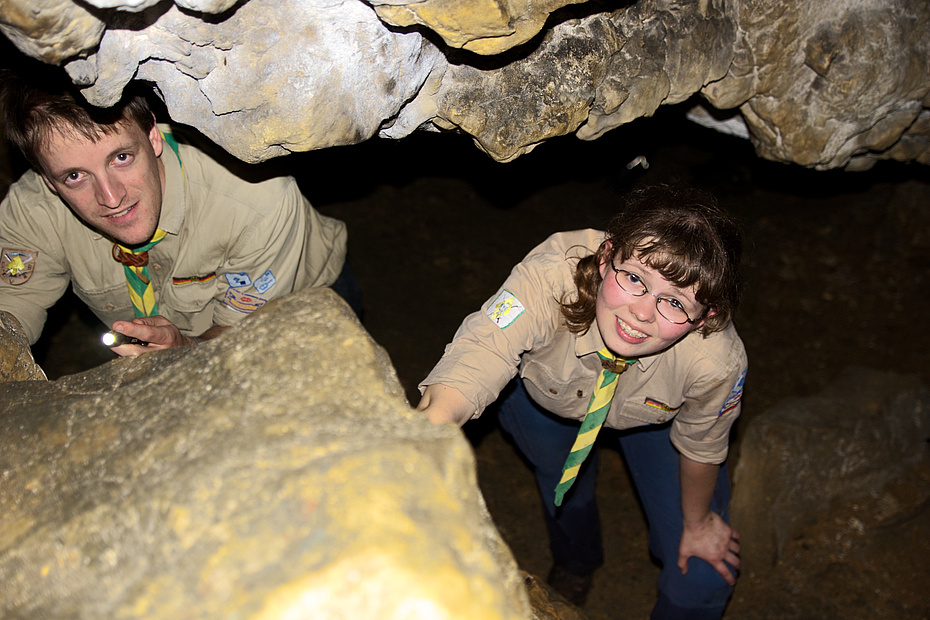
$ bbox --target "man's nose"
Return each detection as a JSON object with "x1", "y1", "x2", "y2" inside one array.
[{"x1": 94, "y1": 174, "x2": 125, "y2": 208}]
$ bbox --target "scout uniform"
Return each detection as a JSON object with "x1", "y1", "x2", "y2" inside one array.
[
  {"x1": 420, "y1": 228, "x2": 748, "y2": 614},
  {"x1": 0, "y1": 126, "x2": 347, "y2": 345}
]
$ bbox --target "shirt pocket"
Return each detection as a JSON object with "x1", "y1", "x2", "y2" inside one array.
[
  {"x1": 521, "y1": 359, "x2": 591, "y2": 418},
  {"x1": 160, "y1": 277, "x2": 217, "y2": 314},
  {"x1": 616, "y1": 397, "x2": 682, "y2": 426}
]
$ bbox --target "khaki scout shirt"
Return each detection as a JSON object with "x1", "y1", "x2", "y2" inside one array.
[
  {"x1": 0, "y1": 125, "x2": 346, "y2": 344},
  {"x1": 421, "y1": 229, "x2": 748, "y2": 464}
]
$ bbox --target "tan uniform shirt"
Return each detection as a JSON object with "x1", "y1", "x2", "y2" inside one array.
[
  {"x1": 0, "y1": 126, "x2": 347, "y2": 344},
  {"x1": 421, "y1": 229, "x2": 748, "y2": 464}
]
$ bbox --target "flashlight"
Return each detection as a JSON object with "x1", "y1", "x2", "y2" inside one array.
[{"x1": 101, "y1": 331, "x2": 144, "y2": 347}]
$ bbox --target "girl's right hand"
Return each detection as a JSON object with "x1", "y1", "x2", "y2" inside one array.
[{"x1": 416, "y1": 384, "x2": 475, "y2": 427}]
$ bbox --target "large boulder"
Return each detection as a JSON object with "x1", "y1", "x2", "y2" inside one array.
[
  {"x1": 0, "y1": 287, "x2": 532, "y2": 619},
  {"x1": 730, "y1": 366, "x2": 930, "y2": 570}
]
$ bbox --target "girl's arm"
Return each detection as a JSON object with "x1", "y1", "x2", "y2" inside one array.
[
  {"x1": 417, "y1": 383, "x2": 475, "y2": 427},
  {"x1": 677, "y1": 455, "x2": 741, "y2": 585}
]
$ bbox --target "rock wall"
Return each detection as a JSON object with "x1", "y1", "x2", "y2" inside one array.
[
  {"x1": 0, "y1": 288, "x2": 534, "y2": 619},
  {"x1": 1, "y1": 0, "x2": 928, "y2": 169}
]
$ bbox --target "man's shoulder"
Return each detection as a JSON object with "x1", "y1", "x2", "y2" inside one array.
[{"x1": 2, "y1": 169, "x2": 64, "y2": 218}]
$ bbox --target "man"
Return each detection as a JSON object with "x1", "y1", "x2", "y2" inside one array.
[{"x1": 0, "y1": 68, "x2": 356, "y2": 359}]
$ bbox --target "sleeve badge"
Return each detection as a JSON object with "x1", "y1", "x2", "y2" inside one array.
[
  {"x1": 2, "y1": 248, "x2": 38, "y2": 285},
  {"x1": 224, "y1": 288, "x2": 267, "y2": 313},
  {"x1": 486, "y1": 289, "x2": 525, "y2": 329},
  {"x1": 718, "y1": 369, "x2": 747, "y2": 417}
]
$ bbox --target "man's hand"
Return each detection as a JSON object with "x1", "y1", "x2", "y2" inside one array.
[
  {"x1": 677, "y1": 511, "x2": 741, "y2": 585},
  {"x1": 108, "y1": 315, "x2": 198, "y2": 356}
]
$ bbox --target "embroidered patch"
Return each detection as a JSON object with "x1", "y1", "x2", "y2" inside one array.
[
  {"x1": 1, "y1": 248, "x2": 38, "y2": 285},
  {"x1": 173, "y1": 272, "x2": 216, "y2": 286},
  {"x1": 224, "y1": 288, "x2": 267, "y2": 313},
  {"x1": 644, "y1": 397, "x2": 682, "y2": 414},
  {"x1": 253, "y1": 269, "x2": 276, "y2": 294},
  {"x1": 225, "y1": 272, "x2": 252, "y2": 288},
  {"x1": 486, "y1": 289, "x2": 525, "y2": 328},
  {"x1": 718, "y1": 369, "x2": 748, "y2": 416}
]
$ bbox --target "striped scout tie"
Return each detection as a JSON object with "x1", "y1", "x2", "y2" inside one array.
[
  {"x1": 112, "y1": 229, "x2": 168, "y2": 318},
  {"x1": 553, "y1": 348, "x2": 632, "y2": 506}
]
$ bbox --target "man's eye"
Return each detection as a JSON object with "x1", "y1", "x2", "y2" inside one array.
[
  {"x1": 65, "y1": 172, "x2": 81, "y2": 182},
  {"x1": 115, "y1": 153, "x2": 131, "y2": 162}
]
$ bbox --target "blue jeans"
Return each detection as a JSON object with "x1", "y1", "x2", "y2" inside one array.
[{"x1": 497, "y1": 378, "x2": 734, "y2": 618}]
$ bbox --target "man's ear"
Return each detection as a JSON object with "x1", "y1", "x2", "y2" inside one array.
[
  {"x1": 147, "y1": 115, "x2": 163, "y2": 158},
  {"x1": 40, "y1": 173, "x2": 59, "y2": 195}
]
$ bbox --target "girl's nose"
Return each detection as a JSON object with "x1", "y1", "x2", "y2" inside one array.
[{"x1": 630, "y1": 294, "x2": 656, "y2": 322}]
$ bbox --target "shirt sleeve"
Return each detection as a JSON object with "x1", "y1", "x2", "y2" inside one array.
[
  {"x1": 420, "y1": 236, "x2": 575, "y2": 417},
  {"x1": 670, "y1": 347, "x2": 748, "y2": 464},
  {"x1": 0, "y1": 177, "x2": 72, "y2": 344},
  {"x1": 210, "y1": 177, "x2": 309, "y2": 327}
]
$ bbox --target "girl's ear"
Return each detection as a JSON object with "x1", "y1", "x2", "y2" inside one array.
[{"x1": 598, "y1": 240, "x2": 613, "y2": 279}]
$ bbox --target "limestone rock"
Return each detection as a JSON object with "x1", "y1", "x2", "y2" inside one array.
[
  {"x1": 0, "y1": 287, "x2": 531, "y2": 619},
  {"x1": 730, "y1": 366, "x2": 930, "y2": 570},
  {"x1": 0, "y1": 310, "x2": 46, "y2": 382},
  {"x1": 1, "y1": 0, "x2": 928, "y2": 169},
  {"x1": 369, "y1": 0, "x2": 585, "y2": 55},
  {"x1": 63, "y1": 0, "x2": 445, "y2": 162}
]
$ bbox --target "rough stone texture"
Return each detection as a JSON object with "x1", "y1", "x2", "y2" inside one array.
[
  {"x1": 0, "y1": 311, "x2": 46, "y2": 381},
  {"x1": 2, "y1": 0, "x2": 927, "y2": 169},
  {"x1": 0, "y1": 288, "x2": 532, "y2": 619},
  {"x1": 730, "y1": 366, "x2": 930, "y2": 572}
]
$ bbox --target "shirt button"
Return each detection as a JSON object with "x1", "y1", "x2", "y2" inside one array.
[
  {"x1": 549, "y1": 388, "x2": 558, "y2": 395},
  {"x1": 657, "y1": 417, "x2": 666, "y2": 423},
  {"x1": 105, "y1": 302, "x2": 116, "y2": 311},
  {"x1": 577, "y1": 390, "x2": 584, "y2": 398},
  {"x1": 152, "y1": 263, "x2": 162, "y2": 271}
]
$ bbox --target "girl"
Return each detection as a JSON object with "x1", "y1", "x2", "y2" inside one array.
[{"x1": 417, "y1": 185, "x2": 747, "y2": 618}]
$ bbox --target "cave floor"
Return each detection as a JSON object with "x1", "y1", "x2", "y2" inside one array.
[{"x1": 29, "y1": 108, "x2": 930, "y2": 619}]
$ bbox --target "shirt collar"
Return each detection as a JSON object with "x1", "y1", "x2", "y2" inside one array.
[
  {"x1": 573, "y1": 322, "x2": 660, "y2": 371},
  {"x1": 156, "y1": 127, "x2": 185, "y2": 236}
]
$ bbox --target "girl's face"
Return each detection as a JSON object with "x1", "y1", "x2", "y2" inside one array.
[{"x1": 595, "y1": 251, "x2": 707, "y2": 359}]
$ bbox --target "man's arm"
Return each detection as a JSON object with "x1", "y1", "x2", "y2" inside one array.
[
  {"x1": 677, "y1": 455, "x2": 740, "y2": 585},
  {"x1": 107, "y1": 316, "x2": 228, "y2": 356}
]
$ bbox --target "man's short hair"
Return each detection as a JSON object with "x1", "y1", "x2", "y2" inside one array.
[{"x1": 0, "y1": 65, "x2": 154, "y2": 172}]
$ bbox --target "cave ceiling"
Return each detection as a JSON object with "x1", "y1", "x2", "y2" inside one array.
[{"x1": 1, "y1": 0, "x2": 928, "y2": 170}]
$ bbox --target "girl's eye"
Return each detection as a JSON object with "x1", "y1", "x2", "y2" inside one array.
[
  {"x1": 665, "y1": 298, "x2": 686, "y2": 311},
  {"x1": 626, "y1": 272, "x2": 643, "y2": 286}
]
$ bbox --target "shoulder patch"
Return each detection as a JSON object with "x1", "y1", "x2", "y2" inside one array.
[
  {"x1": 718, "y1": 369, "x2": 747, "y2": 417},
  {"x1": 225, "y1": 272, "x2": 252, "y2": 288},
  {"x1": 224, "y1": 288, "x2": 267, "y2": 314},
  {"x1": 2, "y1": 248, "x2": 38, "y2": 285},
  {"x1": 253, "y1": 269, "x2": 276, "y2": 294},
  {"x1": 486, "y1": 289, "x2": 525, "y2": 328}
]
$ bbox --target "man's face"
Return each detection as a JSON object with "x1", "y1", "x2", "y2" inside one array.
[
  {"x1": 595, "y1": 252, "x2": 706, "y2": 359},
  {"x1": 39, "y1": 118, "x2": 165, "y2": 247}
]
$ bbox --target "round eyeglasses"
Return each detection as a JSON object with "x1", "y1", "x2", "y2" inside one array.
[{"x1": 610, "y1": 266, "x2": 702, "y2": 325}]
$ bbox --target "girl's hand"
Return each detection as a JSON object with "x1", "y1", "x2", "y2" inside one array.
[{"x1": 677, "y1": 511, "x2": 740, "y2": 585}]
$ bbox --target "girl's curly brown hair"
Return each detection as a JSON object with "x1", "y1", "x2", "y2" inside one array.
[{"x1": 560, "y1": 184, "x2": 743, "y2": 337}]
